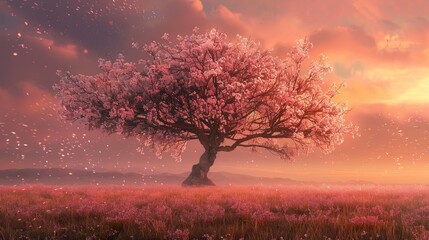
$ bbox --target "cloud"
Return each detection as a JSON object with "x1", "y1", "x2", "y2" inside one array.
[
  {"x1": 208, "y1": 5, "x2": 248, "y2": 35},
  {"x1": 5, "y1": 0, "x2": 170, "y2": 56},
  {"x1": 216, "y1": 5, "x2": 242, "y2": 26},
  {"x1": 0, "y1": 31, "x2": 97, "y2": 90},
  {"x1": 307, "y1": 103, "x2": 429, "y2": 170},
  {"x1": 202, "y1": 0, "x2": 429, "y2": 67},
  {"x1": 28, "y1": 36, "x2": 79, "y2": 58},
  {"x1": 310, "y1": 26, "x2": 377, "y2": 53},
  {"x1": 187, "y1": 0, "x2": 204, "y2": 13}
]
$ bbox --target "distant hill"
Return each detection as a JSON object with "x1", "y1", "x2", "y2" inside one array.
[
  {"x1": 208, "y1": 171, "x2": 298, "y2": 185},
  {"x1": 0, "y1": 168, "x2": 300, "y2": 186}
]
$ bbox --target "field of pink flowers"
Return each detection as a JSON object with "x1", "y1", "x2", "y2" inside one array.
[{"x1": 1, "y1": 185, "x2": 429, "y2": 240}]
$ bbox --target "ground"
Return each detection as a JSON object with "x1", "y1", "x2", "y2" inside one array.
[{"x1": 0, "y1": 185, "x2": 429, "y2": 239}]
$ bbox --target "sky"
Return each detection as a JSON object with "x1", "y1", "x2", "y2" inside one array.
[{"x1": 1, "y1": 0, "x2": 429, "y2": 184}]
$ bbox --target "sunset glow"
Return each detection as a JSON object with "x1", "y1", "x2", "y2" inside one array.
[{"x1": 1, "y1": 0, "x2": 429, "y2": 184}]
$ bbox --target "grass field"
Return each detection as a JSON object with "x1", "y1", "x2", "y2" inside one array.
[{"x1": 1, "y1": 185, "x2": 429, "y2": 239}]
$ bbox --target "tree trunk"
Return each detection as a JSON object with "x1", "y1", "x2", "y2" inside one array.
[{"x1": 182, "y1": 147, "x2": 217, "y2": 186}]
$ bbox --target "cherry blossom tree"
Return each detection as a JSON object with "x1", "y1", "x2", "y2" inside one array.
[{"x1": 54, "y1": 28, "x2": 355, "y2": 186}]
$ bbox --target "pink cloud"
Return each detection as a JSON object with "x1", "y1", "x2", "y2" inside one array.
[
  {"x1": 30, "y1": 36, "x2": 80, "y2": 58},
  {"x1": 310, "y1": 26, "x2": 376, "y2": 53},
  {"x1": 187, "y1": 0, "x2": 204, "y2": 13}
]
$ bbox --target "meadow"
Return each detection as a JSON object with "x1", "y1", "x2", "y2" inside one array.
[{"x1": 1, "y1": 185, "x2": 429, "y2": 240}]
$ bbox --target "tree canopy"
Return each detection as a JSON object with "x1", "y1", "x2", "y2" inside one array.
[{"x1": 54, "y1": 28, "x2": 355, "y2": 185}]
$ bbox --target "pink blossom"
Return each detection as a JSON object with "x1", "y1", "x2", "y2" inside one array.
[{"x1": 54, "y1": 28, "x2": 355, "y2": 169}]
